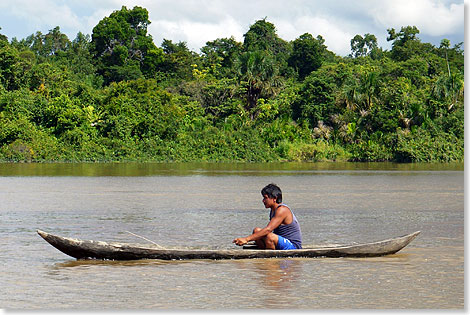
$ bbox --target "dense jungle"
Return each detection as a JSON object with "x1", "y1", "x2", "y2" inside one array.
[{"x1": 0, "y1": 6, "x2": 464, "y2": 162}]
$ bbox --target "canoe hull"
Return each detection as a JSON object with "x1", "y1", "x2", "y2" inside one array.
[{"x1": 37, "y1": 230, "x2": 420, "y2": 260}]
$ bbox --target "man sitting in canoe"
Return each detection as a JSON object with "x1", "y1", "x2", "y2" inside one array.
[{"x1": 233, "y1": 183, "x2": 302, "y2": 250}]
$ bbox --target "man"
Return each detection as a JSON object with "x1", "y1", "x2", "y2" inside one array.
[{"x1": 233, "y1": 183, "x2": 302, "y2": 250}]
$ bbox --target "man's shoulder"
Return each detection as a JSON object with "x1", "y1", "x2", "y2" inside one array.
[{"x1": 275, "y1": 205, "x2": 291, "y2": 216}]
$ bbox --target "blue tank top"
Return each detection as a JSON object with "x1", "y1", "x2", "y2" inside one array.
[{"x1": 269, "y1": 204, "x2": 302, "y2": 249}]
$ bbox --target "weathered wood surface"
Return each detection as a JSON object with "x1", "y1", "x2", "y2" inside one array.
[{"x1": 37, "y1": 230, "x2": 420, "y2": 261}]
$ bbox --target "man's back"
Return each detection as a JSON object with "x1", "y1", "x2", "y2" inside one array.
[{"x1": 270, "y1": 204, "x2": 302, "y2": 249}]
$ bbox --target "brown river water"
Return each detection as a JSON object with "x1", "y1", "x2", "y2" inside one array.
[{"x1": 0, "y1": 162, "x2": 464, "y2": 309}]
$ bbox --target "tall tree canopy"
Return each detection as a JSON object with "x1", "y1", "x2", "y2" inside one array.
[
  {"x1": 243, "y1": 19, "x2": 284, "y2": 53},
  {"x1": 242, "y1": 18, "x2": 290, "y2": 67},
  {"x1": 350, "y1": 33, "x2": 378, "y2": 58},
  {"x1": 201, "y1": 37, "x2": 242, "y2": 77},
  {"x1": 386, "y1": 26, "x2": 432, "y2": 61},
  {"x1": 91, "y1": 6, "x2": 163, "y2": 84},
  {"x1": 289, "y1": 33, "x2": 326, "y2": 80}
]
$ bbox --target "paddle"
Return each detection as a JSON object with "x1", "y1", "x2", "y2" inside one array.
[{"x1": 124, "y1": 231, "x2": 166, "y2": 249}]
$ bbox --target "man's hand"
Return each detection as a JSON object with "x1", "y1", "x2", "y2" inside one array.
[{"x1": 233, "y1": 237, "x2": 249, "y2": 246}]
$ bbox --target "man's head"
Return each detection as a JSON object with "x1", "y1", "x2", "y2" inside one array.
[{"x1": 261, "y1": 183, "x2": 282, "y2": 204}]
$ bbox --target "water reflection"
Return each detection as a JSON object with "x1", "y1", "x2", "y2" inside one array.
[
  {"x1": 53, "y1": 259, "x2": 167, "y2": 269},
  {"x1": 52, "y1": 258, "x2": 180, "y2": 268},
  {"x1": 0, "y1": 161, "x2": 463, "y2": 177},
  {"x1": 236, "y1": 258, "x2": 303, "y2": 291}
]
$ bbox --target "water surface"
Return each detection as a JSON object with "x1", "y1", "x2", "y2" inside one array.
[{"x1": 0, "y1": 162, "x2": 464, "y2": 309}]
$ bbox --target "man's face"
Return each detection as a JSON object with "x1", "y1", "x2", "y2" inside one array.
[{"x1": 262, "y1": 194, "x2": 276, "y2": 208}]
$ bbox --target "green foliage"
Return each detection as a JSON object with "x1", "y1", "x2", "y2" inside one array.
[
  {"x1": 243, "y1": 19, "x2": 289, "y2": 55},
  {"x1": 243, "y1": 19, "x2": 292, "y2": 77},
  {"x1": 160, "y1": 39, "x2": 200, "y2": 83},
  {"x1": 201, "y1": 37, "x2": 242, "y2": 78},
  {"x1": 237, "y1": 50, "x2": 282, "y2": 118},
  {"x1": 0, "y1": 27, "x2": 7, "y2": 43},
  {"x1": 0, "y1": 115, "x2": 64, "y2": 161},
  {"x1": 395, "y1": 128, "x2": 463, "y2": 162},
  {"x1": 99, "y1": 79, "x2": 186, "y2": 142},
  {"x1": 293, "y1": 69, "x2": 336, "y2": 126},
  {"x1": 91, "y1": 6, "x2": 162, "y2": 84},
  {"x1": 350, "y1": 33, "x2": 378, "y2": 58},
  {"x1": 348, "y1": 139, "x2": 394, "y2": 162},
  {"x1": 0, "y1": 41, "x2": 23, "y2": 90},
  {"x1": 277, "y1": 140, "x2": 351, "y2": 162},
  {"x1": 0, "y1": 13, "x2": 463, "y2": 163},
  {"x1": 289, "y1": 33, "x2": 326, "y2": 79},
  {"x1": 387, "y1": 26, "x2": 436, "y2": 62}
]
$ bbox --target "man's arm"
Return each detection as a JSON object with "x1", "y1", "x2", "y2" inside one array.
[{"x1": 233, "y1": 206, "x2": 288, "y2": 246}]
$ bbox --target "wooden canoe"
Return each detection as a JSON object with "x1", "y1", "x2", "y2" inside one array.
[{"x1": 37, "y1": 230, "x2": 420, "y2": 260}]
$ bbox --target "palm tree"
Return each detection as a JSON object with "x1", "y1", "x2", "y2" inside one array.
[
  {"x1": 237, "y1": 50, "x2": 282, "y2": 119},
  {"x1": 440, "y1": 39, "x2": 451, "y2": 77},
  {"x1": 337, "y1": 77, "x2": 360, "y2": 111},
  {"x1": 359, "y1": 71, "x2": 379, "y2": 110},
  {"x1": 433, "y1": 72, "x2": 464, "y2": 111},
  {"x1": 337, "y1": 71, "x2": 378, "y2": 112}
]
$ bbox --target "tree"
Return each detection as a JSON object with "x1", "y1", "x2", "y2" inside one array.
[
  {"x1": 66, "y1": 32, "x2": 96, "y2": 77},
  {"x1": 440, "y1": 39, "x2": 451, "y2": 77},
  {"x1": 243, "y1": 19, "x2": 291, "y2": 76},
  {"x1": 292, "y1": 70, "x2": 336, "y2": 127},
  {"x1": 350, "y1": 33, "x2": 378, "y2": 58},
  {"x1": 387, "y1": 26, "x2": 420, "y2": 46},
  {"x1": 160, "y1": 39, "x2": 198, "y2": 81},
  {"x1": 444, "y1": 42, "x2": 464, "y2": 73},
  {"x1": 337, "y1": 67, "x2": 379, "y2": 113},
  {"x1": 20, "y1": 32, "x2": 44, "y2": 57},
  {"x1": 17, "y1": 27, "x2": 70, "y2": 58},
  {"x1": 288, "y1": 33, "x2": 326, "y2": 80},
  {"x1": 432, "y1": 72, "x2": 464, "y2": 112},
  {"x1": 91, "y1": 6, "x2": 162, "y2": 84},
  {"x1": 387, "y1": 26, "x2": 430, "y2": 61},
  {"x1": 0, "y1": 27, "x2": 7, "y2": 43},
  {"x1": 237, "y1": 50, "x2": 282, "y2": 119},
  {"x1": 0, "y1": 42, "x2": 22, "y2": 90},
  {"x1": 200, "y1": 37, "x2": 242, "y2": 77},
  {"x1": 243, "y1": 18, "x2": 286, "y2": 54},
  {"x1": 43, "y1": 27, "x2": 70, "y2": 56}
]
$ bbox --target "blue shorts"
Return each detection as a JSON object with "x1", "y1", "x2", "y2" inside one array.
[{"x1": 276, "y1": 235, "x2": 297, "y2": 250}]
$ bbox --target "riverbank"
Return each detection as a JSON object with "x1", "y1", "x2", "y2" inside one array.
[{"x1": 0, "y1": 128, "x2": 463, "y2": 164}]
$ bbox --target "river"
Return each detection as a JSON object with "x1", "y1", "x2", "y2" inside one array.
[{"x1": 0, "y1": 162, "x2": 464, "y2": 309}]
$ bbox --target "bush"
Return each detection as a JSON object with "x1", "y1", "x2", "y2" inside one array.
[
  {"x1": 395, "y1": 128, "x2": 463, "y2": 162},
  {"x1": 348, "y1": 139, "x2": 394, "y2": 161},
  {"x1": 0, "y1": 118, "x2": 63, "y2": 161},
  {"x1": 278, "y1": 140, "x2": 350, "y2": 162}
]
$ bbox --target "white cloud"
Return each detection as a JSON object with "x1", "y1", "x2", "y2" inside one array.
[
  {"x1": 274, "y1": 15, "x2": 355, "y2": 56},
  {"x1": 0, "y1": 0, "x2": 82, "y2": 31},
  {"x1": 139, "y1": 0, "x2": 358, "y2": 54},
  {"x1": 149, "y1": 16, "x2": 244, "y2": 49},
  {"x1": 369, "y1": 0, "x2": 464, "y2": 36}
]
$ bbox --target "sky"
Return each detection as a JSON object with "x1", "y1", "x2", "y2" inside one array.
[{"x1": 0, "y1": 0, "x2": 465, "y2": 56}]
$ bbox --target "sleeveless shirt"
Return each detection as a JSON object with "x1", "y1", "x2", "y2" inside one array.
[{"x1": 269, "y1": 204, "x2": 302, "y2": 249}]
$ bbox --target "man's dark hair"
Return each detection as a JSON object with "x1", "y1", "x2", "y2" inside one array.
[{"x1": 261, "y1": 183, "x2": 282, "y2": 203}]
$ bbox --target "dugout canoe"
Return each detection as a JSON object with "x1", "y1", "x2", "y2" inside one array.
[{"x1": 37, "y1": 230, "x2": 420, "y2": 260}]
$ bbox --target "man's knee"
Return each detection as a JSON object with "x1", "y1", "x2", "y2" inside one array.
[
  {"x1": 266, "y1": 233, "x2": 277, "y2": 243},
  {"x1": 253, "y1": 227, "x2": 262, "y2": 233},
  {"x1": 263, "y1": 233, "x2": 278, "y2": 249}
]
